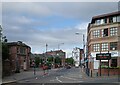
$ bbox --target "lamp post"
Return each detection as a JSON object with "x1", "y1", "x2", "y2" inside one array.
[{"x1": 75, "y1": 33, "x2": 85, "y2": 67}]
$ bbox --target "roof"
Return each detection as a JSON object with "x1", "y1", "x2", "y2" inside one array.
[
  {"x1": 92, "y1": 11, "x2": 120, "y2": 20},
  {"x1": 7, "y1": 41, "x2": 31, "y2": 48}
]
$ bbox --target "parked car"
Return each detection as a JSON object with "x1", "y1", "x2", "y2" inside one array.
[{"x1": 66, "y1": 65, "x2": 71, "y2": 69}]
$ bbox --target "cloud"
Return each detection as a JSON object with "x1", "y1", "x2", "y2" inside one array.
[
  {"x1": 1, "y1": 0, "x2": 119, "y2": 2},
  {"x1": 2, "y1": 2, "x2": 118, "y2": 57}
]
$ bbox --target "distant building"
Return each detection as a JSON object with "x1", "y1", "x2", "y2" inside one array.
[
  {"x1": 30, "y1": 53, "x2": 44, "y2": 67},
  {"x1": 7, "y1": 41, "x2": 31, "y2": 72},
  {"x1": 72, "y1": 47, "x2": 84, "y2": 67},
  {"x1": 46, "y1": 50, "x2": 66, "y2": 67},
  {"x1": 87, "y1": 11, "x2": 120, "y2": 74}
]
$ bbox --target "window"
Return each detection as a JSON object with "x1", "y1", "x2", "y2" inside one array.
[
  {"x1": 111, "y1": 59, "x2": 117, "y2": 67},
  {"x1": 20, "y1": 47, "x2": 26, "y2": 54},
  {"x1": 101, "y1": 28, "x2": 108, "y2": 37},
  {"x1": 17, "y1": 47, "x2": 19, "y2": 53},
  {"x1": 109, "y1": 16, "x2": 117, "y2": 23},
  {"x1": 92, "y1": 30, "x2": 100, "y2": 38},
  {"x1": 95, "y1": 18, "x2": 107, "y2": 25},
  {"x1": 93, "y1": 43, "x2": 100, "y2": 52},
  {"x1": 110, "y1": 42, "x2": 117, "y2": 50},
  {"x1": 95, "y1": 19, "x2": 101, "y2": 25},
  {"x1": 101, "y1": 43, "x2": 108, "y2": 51},
  {"x1": 110, "y1": 27, "x2": 117, "y2": 36},
  {"x1": 101, "y1": 18, "x2": 107, "y2": 24},
  {"x1": 117, "y1": 16, "x2": 120, "y2": 22}
]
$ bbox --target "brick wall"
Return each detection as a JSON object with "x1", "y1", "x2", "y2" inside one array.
[{"x1": 98, "y1": 68, "x2": 120, "y2": 75}]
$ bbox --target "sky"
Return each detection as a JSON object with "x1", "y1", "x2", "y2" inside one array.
[{"x1": 1, "y1": 1, "x2": 119, "y2": 58}]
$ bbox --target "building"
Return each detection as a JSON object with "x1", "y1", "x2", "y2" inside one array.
[
  {"x1": 30, "y1": 54, "x2": 44, "y2": 67},
  {"x1": 46, "y1": 50, "x2": 66, "y2": 67},
  {"x1": 72, "y1": 47, "x2": 84, "y2": 67},
  {"x1": 87, "y1": 11, "x2": 120, "y2": 75},
  {"x1": 7, "y1": 41, "x2": 31, "y2": 72}
]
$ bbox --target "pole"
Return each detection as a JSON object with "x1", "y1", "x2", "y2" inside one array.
[
  {"x1": 83, "y1": 34, "x2": 85, "y2": 65},
  {"x1": 108, "y1": 51, "x2": 109, "y2": 76},
  {"x1": 34, "y1": 65, "x2": 36, "y2": 75},
  {"x1": 100, "y1": 59, "x2": 101, "y2": 76},
  {"x1": 108, "y1": 59, "x2": 109, "y2": 76},
  {"x1": 46, "y1": 44, "x2": 48, "y2": 63}
]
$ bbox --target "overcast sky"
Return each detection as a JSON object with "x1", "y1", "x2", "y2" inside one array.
[{"x1": 1, "y1": 1, "x2": 119, "y2": 57}]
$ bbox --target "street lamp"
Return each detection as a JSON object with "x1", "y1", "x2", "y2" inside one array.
[
  {"x1": 75, "y1": 32, "x2": 85, "y2": 67},
  {"x1": 58, "y1": 43, "x2": 64, "y2": 50}
]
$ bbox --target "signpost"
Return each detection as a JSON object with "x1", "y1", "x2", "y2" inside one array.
[{"x1": 96, "y1": 53, "x2": 111, "y2": 76}]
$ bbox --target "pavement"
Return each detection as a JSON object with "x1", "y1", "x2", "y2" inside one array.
[
  {"x1": 80, "y1": 67, "x2": 120, "y2": 82},
  {"x1": 2, "y1": 68, "x2": 58, "y2": 84}
]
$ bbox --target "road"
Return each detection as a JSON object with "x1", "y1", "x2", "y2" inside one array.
[
  {"x1": 2, "y1": 67, "x2": 119, "y2": 85},
  {"x1": 17, "y1": 67, "x2": 83, "y2": 83}
]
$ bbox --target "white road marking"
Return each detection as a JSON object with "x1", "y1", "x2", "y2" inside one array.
[
  {"x1": 60, "y1": 76, "x2": 78, "y2": 80},
  {"x1": 50, "y1": 80, "x2": 55, "y2": 82},
  {"x1": 56, "y1": 77, "x2": 62, "y2": 83}
]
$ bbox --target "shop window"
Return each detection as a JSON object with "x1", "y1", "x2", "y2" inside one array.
[{"x1": 111, "y1": 59, "x2": 117, "y2": 67}]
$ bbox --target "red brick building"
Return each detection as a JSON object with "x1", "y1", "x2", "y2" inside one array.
[
  {"x1": 7, "y1": 41, "x2": 31, "y2": 72},
  {"x1": 46, "y1": 50, "x2": 66, "y2": 67},
  {"x1": 87, "y1": 11, "x2": 120, "y2": 75}
]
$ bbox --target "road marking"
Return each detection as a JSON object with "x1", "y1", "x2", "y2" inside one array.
[
  {"x1": 25, "y1": 80, "x2": 30, "y2": 82},
  {"x1": 56, "y1": 77, "x2": 62, "y2": 83},
  {"x1": 50, "y1": 80, "x2": 55, "y2": 82},
  {"x1": 60, "y1": 76, "x2": 78, "y2": 80}
]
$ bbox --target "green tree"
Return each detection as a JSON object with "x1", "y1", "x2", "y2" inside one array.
[
  {"x1": 55, "y1": 57, "x2": 61, "y2": 65},
  {"x1": 47, "y1": 57, "x2": 53, "y2": 63},
  {"x1": 2, "y1": 41, "x2": 9, "y2": 61},
  {"x1": 35, "y1": 57, "x2": 40, "y2": 67},
  {"x1": 65, "y1": 57, "x2": 74, "y2": 65}
]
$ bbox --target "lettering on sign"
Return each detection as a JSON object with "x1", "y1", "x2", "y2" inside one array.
[{"x1": 96, "y1": 53, "x2": 111, "y2": 60}]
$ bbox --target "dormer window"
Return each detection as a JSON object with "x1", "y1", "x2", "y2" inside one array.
[{"x1": 109, "y1": 16, "x2": 117, "y2": 23}]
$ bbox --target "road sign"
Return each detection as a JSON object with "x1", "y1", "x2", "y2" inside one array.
[{"x1": 96, "y1": 53, "x2": 111, "y2": 60}]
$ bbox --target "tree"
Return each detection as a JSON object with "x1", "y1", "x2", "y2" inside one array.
[
  {"x1": 35, "y1": 57, "x2": 40, "y2": 67},
  {"x1": 47, "y1": 57, "x2": 53, "y2": 63},
  {"x1": 65, "y1": 57, "x2": 74, "y2": 65},
  {"x1": 2, "y1": 43, "x2": 9, "y2": 61},
  {"x1": 55, "y1": 57, "x2": 61, "y2": 65}
]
